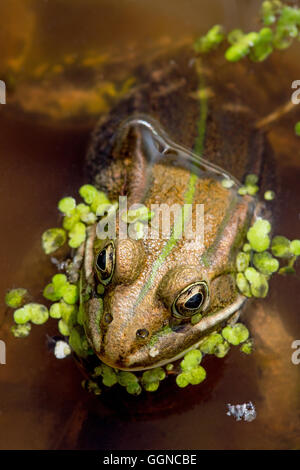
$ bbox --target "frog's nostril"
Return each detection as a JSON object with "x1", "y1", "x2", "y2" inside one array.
[
  {"x1": 136, "y1": 328, "x2": 149, "y2": 339},
  {"x1": 103, "y1": 313, "x2": 113, "y2": 324}
]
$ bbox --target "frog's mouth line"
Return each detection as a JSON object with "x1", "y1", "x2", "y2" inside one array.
[{"x1": 112, "y1": 293, "x2": 247, "y2": 371}]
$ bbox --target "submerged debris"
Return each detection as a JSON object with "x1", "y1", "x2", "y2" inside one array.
[
  {"x1": 54, "y1": 340, "x2": 72, "y2": 359},
  {"x1": 226, "y1": 402, "x2": 256, "y2": 422}
]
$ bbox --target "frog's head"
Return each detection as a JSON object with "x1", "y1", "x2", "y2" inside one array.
[{"x1": 81, "y1": 119, "x2": 255, "y2": 370}]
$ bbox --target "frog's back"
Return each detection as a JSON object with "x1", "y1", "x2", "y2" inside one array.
[{"x1": 85, "y1": 44, "x2": 273, "y2": 197}]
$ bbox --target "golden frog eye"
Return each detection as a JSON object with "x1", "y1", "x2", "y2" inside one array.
[
  {"x1": 95, "y1": 242, "x2": 115, "y2": 285},
  {"x1": 172, "y1": 281, "x2": 209, "y2": 319}
]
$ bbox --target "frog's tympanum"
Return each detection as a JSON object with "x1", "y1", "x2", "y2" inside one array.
[{"x1": 79, "y1": 47, "x2": 272, "y2": 371}]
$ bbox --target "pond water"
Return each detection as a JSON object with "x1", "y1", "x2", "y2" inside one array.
[{"x1": 0, "y1": 0, "x2": 299, "y2": 450}]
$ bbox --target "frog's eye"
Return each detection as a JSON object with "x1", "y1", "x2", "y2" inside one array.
[
  {"x1": 95, "y1": 242, "x2": 115, "y2": 285},
  {"x1": 172, "y1": 281, "x2": 209, "y2": 319}
]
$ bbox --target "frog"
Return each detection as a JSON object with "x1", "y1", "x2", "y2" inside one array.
[{"x1": 78, "y1": 45, "x2": 274, "y2": 372}]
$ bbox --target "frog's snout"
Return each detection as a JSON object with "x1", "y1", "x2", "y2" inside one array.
[{"x1": 96, "y1": 294, "x2": 168, "y2": 370}]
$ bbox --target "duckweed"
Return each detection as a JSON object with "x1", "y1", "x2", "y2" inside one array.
[
  {"x1": 199, "y1": 332, "x2": 223, "y2": 354},
  {"x1": 264, "y1": 190, "x2": 275, "y2": 201},
  {"x1": 61, "y1": 284, "x2": 79, "y2": 305},
  {"x1": 90, "y1": 192, "x2": 111, "y2": 214},
  {"x1": 8, "y1": 172, "x2": 299, "y2": 396},
  {"x1": 142, "y1": 367, "x2": 166, "y2": 392},
  {"x1": 261, "y1": 0, "x2": 281, "y2": 26},
  {"x1": 14, "y1": 303, "x2": 49, "y2": 325},
  {"x1": 195, "y1": 2, "x2": 300, "y2": 64},
  {"x1": 214, "y1": 341, "x2": 230, "y2": 358},
  {"x1": 60, "y1": 301, "x2": 78, "y2": 327},
  {"x1": 52, "y1": 274, "x2": 68, "y2": 296},
  {"x1": 242, "y1": 243, "x2": 251, "y2": 253},
  {"x1": 222, "y1": 323, "x2": 249, "y2": 346},
  {"x1": 14, "y1": 306, "x2": 31, "y2": 324},
  {"x1": 180, "y1": 349, "x2": 202, "y2": 371},
  {"x1": 225, "y1": 32, "x2": 259, "y2": 62},
  {"x1": 221, "y1": 178, "x2": 234, "y2": 189},
  {"x1": 290, "y1": 240, "x2": 300, "y2": 256},
  {"x1": 58, "y1": 319, "x2": 70, "y2": 336},
  {"x1": 43, "y1": 274, "x2": 78, "y2": 305},
  {"x1": 11, "y1": 323, "x2": 31, "y2": 338},
  {"x1": 245, "y1": 174, "x2": 259, "y2": 186},
  {"x1": 244, "y1": 267, "x2": 269, "y2": 298},
  {"x1": 236, "y1": 273, "x2": 252, "y2": 297},
  {"x1": 5, "y1": 288, "x2": 28, "y2": 309},
  {"x1": 63, "y1": 211, "x2": 81, "y2": 231},
  {"x1": 42, "y1": 228, "x2": 66, "y2": 254},
  {"x1": 79, "y1": 184, "x2": 99, "y2": 205},
  {"x1": 118, "y1": 371, "x2": 138, "y2": 387},
  {"x1": 49, "y1": 302, "x2": 62, "y2": 319},
  {"x1": 43, "y1": 283, "x2": 60, "y2": 302},
  {"x1": 237, "y1": 174, "x2": 260, "y2": 196},
  {"x1": 240, "y1": 340, "x2": 253, "y2": 355},
  {"x1": 118, "y1": 371, "x2": 142, "y2": 395},
  {"x1": 194, "y1": 25, "x2": 225, "y2": 53},
  {"x1": 250, "y1": 27, "x2": 274, "y2": 62},
  {"x1": 247, "y1": 219, "x2": 271, "y2": 252},
  {"x1": 253, "y1": 251, "x2": 279, "y2": 275},
  {"x1": 238, "y1": 186, "x2": 248, "y2": 196},
  {"x1": 97, "y1": 364, "x2": 118, "y2": 387},
  {"x1": 58, "y1": 197, "x2": 76, "y2": 216},
  {"x1": 28, "y1": 303, "x2": 49, "y2": 325},
  {"x1": 236, "y1": 252, "x2": 250, "y2": 272},
  {"x1": 83, "y1": 380, "x2": 102, "y2": 396},
  {"x1": 278, "y1": 265, "x2": 296, "y2": 275},
  {"x1": 126, "y1": 382, "x2": 142, "y2": 395},
  {"x1": 68, "y1": 222, "x2": 86, "y2": 248},
  {"x1": 176, "y1": 366, "x2": 206, "y2": 388},
  {"x1": 271, "y1": 235, "x2": 291, "y2": 257}
]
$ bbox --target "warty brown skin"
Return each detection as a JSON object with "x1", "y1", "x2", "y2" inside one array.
[{"x1": 81, "y1": 45, "x2": 272, "y2": 370}]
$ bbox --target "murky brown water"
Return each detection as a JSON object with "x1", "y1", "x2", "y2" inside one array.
[{"x1": 0, "y1": 0, "x2": 299, "y2": 450}]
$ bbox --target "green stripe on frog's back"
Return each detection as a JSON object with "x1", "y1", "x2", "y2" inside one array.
[
  {"x1": 193, "y1": 60, "x2": 243, "y2": 269},
  {"x1": 134, "y1": 60, "x2": 208, "y2": 309},
  {"x1": 200, "y1": 194, "x2": 238, "y2": 268},
  {"x1": 194, "y1": 63, "x2": 208, "y2": 157}
]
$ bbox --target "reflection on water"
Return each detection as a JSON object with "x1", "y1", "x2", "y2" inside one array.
[{"x1": 0, "y1": 0, "x2": 299, "y2": 450}]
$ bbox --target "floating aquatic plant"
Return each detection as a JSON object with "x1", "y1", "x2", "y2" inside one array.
[
  {"x1": 195, "y1": 2, "x2": 300, "y2": 62},
  {"x1": 5, "y1": 182, "x2": 256, "y2": 395},
  {"x1": 5, "y1": 174, "x2": 299, "y2": 394}
]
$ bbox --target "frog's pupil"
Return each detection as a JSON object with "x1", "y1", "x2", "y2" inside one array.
[
  {"x1": 97, "y1": 250, "x2": 106, "y2": 271},
  {"x1": 185, "y1": 293, "x2": 203, "y2": 310}
]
